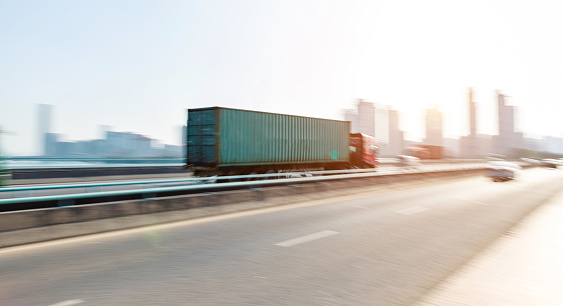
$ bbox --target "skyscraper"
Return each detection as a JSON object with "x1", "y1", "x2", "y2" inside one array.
[
  {"x1": 37, "y1": 104, "x2": 52, "y2": 155},
  {"x1": 465, "y1": 88, "x2": 478, "y2": 157},
  {"x1": 374, "y1": 104, "x2": 389, "y2": 144},
  {"x1": 388, "y1": 108, "x2": 404, "y2": 156},
  {"x1": 344, "y1": 99, "x2": 375, "y2": 137},
  {"x1": 357, "y1": 99, "x2": 375, "y2": 137},
  {"x1": 343, "y1": 109, "x2": 359, "y2": 134},
  {"x1": 469, "y1": 88, "x2": 476, "y2": 138},
  {"x1": 424, "y1": 107, "x2": 443, "y2": 146},
  {"x1": 495, "y1": 90, "x2": 524, "y2": 157}
]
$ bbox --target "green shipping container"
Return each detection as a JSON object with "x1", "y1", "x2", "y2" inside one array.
[{"x1": 186, "y1": 107, "x2": 350, "y2": 169}]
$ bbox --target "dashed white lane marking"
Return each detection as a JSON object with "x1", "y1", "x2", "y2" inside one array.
[
  {"x1": 396, "y1": 206, "x2": 429, "y2": 215},
  {"x1": 453, "y1": 196, "x2": 490, "y2": 205},
  {"x1": 471, "y1": 200, "x2": 489, "y2": 205},
  {"x1": 355, "y1": 205, "x2": 369, "y2": 209},
  {"x1": 275, "y1": 230, "x2": 339, "y2": 247},
  {"x1": 48, "y1": 299, "x2": 85, "y2": 306}
]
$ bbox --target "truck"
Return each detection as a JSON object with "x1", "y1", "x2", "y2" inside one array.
[
  {"x1": 186, "y1": 107, "x2": 377, "y2": 176},
  {"x1": 405, "y1": 144, "x2": 444, "y2": 159}
]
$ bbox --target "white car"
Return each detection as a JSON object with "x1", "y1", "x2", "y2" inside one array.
[
  {"x1": 484, "y1": 161, "x2": 521, "y2": 182},
  {"x1": 396, "y1": 155, "x2": 421, "y2": 169}
]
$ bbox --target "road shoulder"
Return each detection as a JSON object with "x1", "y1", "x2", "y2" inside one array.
[{"x1": 415, "y1": 187, "x2": 563, "y2": 305}]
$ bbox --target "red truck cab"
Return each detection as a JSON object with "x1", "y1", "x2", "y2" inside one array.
[{"x1": 349, "y1": 133, "x2": 378, "y2": 168}]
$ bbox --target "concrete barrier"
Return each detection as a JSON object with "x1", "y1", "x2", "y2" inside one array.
[{"x1": 0, "y1": 167, "x2": 495, "y2": 248}]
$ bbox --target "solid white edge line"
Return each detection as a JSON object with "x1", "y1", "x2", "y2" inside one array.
[{"x1": 275, "y1": 230, "x2": 339, "y2": 247}]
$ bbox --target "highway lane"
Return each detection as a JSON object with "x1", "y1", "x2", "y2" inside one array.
[{"x1": 0, "y1": 168, "x2": 559, "y2": 305}]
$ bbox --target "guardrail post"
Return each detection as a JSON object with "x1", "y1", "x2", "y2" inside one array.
[
  {"x1": 58, "y1": 199, "x2": 75, "y2": 207},
  {"x1": 143, "y1": 192, "x2": 156, "y2": 200}
]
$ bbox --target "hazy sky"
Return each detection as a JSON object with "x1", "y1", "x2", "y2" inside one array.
[{"x1": 2, "y1": 0, "x2": 563, "y2": 155}]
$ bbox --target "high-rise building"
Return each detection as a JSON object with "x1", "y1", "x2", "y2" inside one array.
[
  {"x1": 357, "y1": 99, "x2": 375, "y2": 137},
  {"x1": 468, "y1": 88, "x2": 477, "y2": 157},
  {"x1": 461, "y1": 88, "x2": 479, "y2": 158},
  {"x1": 469, "y1": 88, "x2": 476, "y2": 138},
  {"x1": 44, "y1": 132, "x2": 59, "y2": 156},
  {"x1": 343, "y1": 109, "x2": 358, "y2": 134},
  {"x1": 343, "y1": 99, "x2": 375, "y2": 137},
  {"x1": 374, "y1": 104, "x2": 389, "y2": 143},
  {"x1": 498, "y1": 92, "x2": 514, "y2": 142},
  {"x1": 388, "y1": 108, "x2": 404, "y2": 156},
  {"x1": 496, "y1": 91, "x2": 521, "y2": 157},
  {"x1": 344, "y1": 100, "x2": 398, "y2": 156},
  {"x1": 37, "y1": 104, "x2": 52, "y2": 155},
  {"x1": 424, "y1": 107, "x2": 443, "y2": 146}
]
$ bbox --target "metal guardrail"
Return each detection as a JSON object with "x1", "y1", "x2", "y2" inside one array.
[
  {"x1": 0, "y1": 164, "x2": 487, "y2": 207},
  {"x1": 3, "y1": 162, "x2": 494, "y2": 195},
  {"x1": 1, "y1": 164, "x2": 482, "y2": 197},
  {"x1": 0, "y1": 168, "x2": 384, "y2": 196}
]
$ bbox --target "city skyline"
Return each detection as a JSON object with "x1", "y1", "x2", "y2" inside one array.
[
  {"x1": 37, "y1": 104, "x2": 183, "y2": 158},
  {"x1": 9, "y1": 87, "x2": 563, "y2": 157},
  {"x1": 3, "y1": 1, "x2": 563, "y2": 155},
  {"x1": 9, "y1": 89, "x2": 563, "y2": 158},
  {"x1": 344, "y1": 88, "x2": 563, "y2": 158}
]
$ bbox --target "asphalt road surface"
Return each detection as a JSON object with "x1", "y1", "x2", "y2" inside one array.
[{"x1": 1, "y1": 167, "x2": 560, "y2": 306}]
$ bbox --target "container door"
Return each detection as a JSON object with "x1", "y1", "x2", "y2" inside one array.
[{"x1": 187, "y1": 109, "x2": 216, "y2": 166}]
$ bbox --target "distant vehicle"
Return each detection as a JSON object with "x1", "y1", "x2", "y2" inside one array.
[
  {"x1": 405, "y1": 145, "x2": 443, "y2": 159},
  {"x1": 396, "y1": 155, "x2": 421, "y2": 169},
  {"x1": 484, "y1": 161, "x2": 521, "y2": 182},
  {"x1": 520, "y1": 158, "x2": 540, "y2": 165},
  {"x1": 540, "y1": 159, "x2": 558, "y2": 169},
  {"x1": 486, "y1": 153, "x2": 506, "y2": 161},
  {"x1": 186, "y1": 107, "x2": 378, "y2": 176}
]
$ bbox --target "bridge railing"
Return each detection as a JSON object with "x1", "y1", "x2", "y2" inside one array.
[
  {"x1": 0, "y1": 168, "x2": 385, "y2": 197},
  {"x1": 0, "y1": 162, "x2": 491, "y2": 198},
  {"x1": 0, "y1": 164, "x2": 490, "y2": 208}
]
